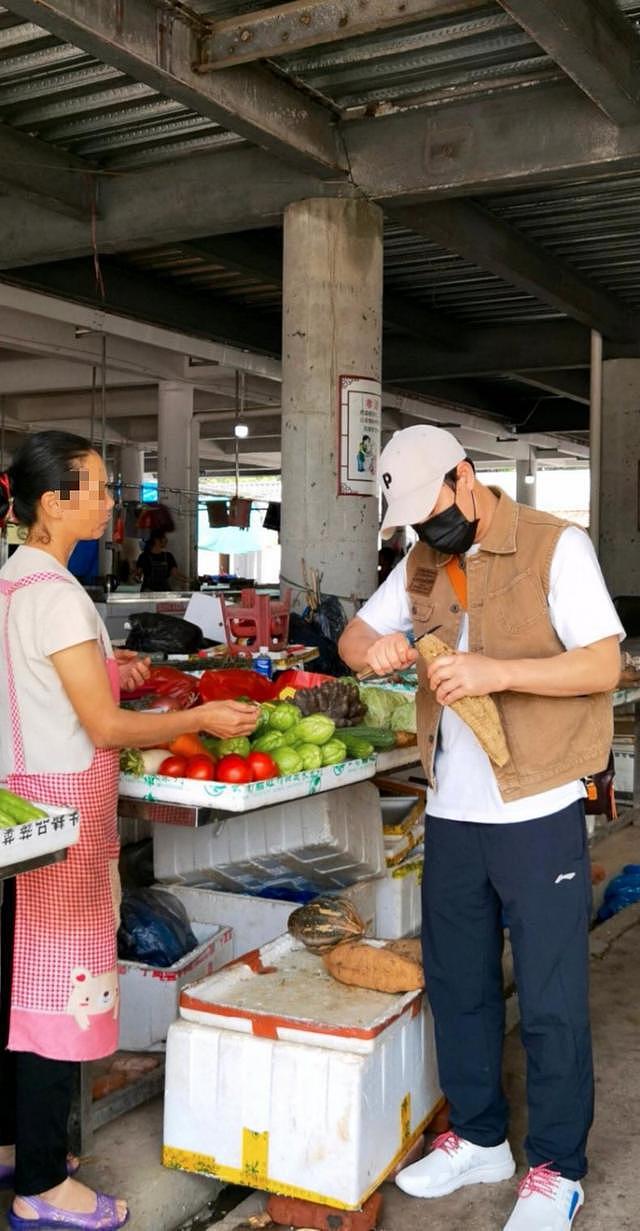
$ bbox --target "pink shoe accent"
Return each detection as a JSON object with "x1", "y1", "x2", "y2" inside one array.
[
  {"x1": 517, "y1": 1163, "x2": 561, "y2": 1200},
  {"x1": 431, "y1": 1131, "x2": 463, "y2": 1157}
]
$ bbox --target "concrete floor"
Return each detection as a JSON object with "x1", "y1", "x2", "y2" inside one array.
[{"x1": 1, "y1": 825, "x2": 637, "y2": 1231}]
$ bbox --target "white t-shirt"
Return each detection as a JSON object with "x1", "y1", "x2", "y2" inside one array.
[
  {"x1": 358, "y1": 526, "x2": 625, "y2": 823},
  {"x1": 0, "y1": 546, "x2": 113, "y2": 775}
]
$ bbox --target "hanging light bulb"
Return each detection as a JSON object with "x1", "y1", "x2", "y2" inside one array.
[
  {"x1": 234, "y1": 422, "x2": 249, "y2": 439},
  {"x1": 524, "y1": 446, "x2": 536, "y2": 485}
]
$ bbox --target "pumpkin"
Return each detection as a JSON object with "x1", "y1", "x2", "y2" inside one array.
[{"x1": 288, "y1": 897, "x2": 365, "y2": 953}]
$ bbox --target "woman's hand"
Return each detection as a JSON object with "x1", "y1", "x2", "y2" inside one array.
[
  {"x1": 198, "y1": 700, "x2": 261, "y2": 739},
  {"x1": 364, "y1": 633, "x2": 418, "y2": 676},
  {"x1": 114, "y1": 649, "x2": 152, "y2": 692}
]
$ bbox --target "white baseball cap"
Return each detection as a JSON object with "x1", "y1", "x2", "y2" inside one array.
[{"x1": 378, "y1": 425, "x2": 466, "y2": 539}]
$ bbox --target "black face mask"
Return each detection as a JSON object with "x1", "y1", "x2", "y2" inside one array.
[{"x1": 413, "y1": 485, "x2": 478, "y2": 556}]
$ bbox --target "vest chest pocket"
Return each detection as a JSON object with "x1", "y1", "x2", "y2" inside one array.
[
  {"x1": 489, "y1": 570, "x2": 547, "y2": 635},
  {"x1": 410, "y1": 599, "x2": 435, "y2": 633}
]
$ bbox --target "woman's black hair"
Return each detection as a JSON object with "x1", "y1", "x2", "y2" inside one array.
[{"x1": 0, "y1": 431, "x2": 93, "y2": 528}]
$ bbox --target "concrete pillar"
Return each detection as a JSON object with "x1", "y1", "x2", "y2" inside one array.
[
  {"x1": 116, "y1": 445, "x2": 144, "y2": 580},
  {"x1": 120, "y1": 444, "x2": 144, "y2": 502},
  {"x1": 157, "y1": 381, "x2": 198, "y2": 585},
  {"x1": 280, "y1": 199, "x2": 383, "y2": 617},
  {"x1": 516, "y1": 453, "x2": 537, "y2": 507},
  {"x1": 599, "y1": 359, "x2": 640, "y2": 596}
]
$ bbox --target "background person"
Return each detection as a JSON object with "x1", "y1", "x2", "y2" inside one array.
[
  {"x1": 135, "y1": 531, "x2": 180, "y2": 592},
  {"x1": 339, "y1": 425, "x2": 623, "y2": 1231},
  {"x1": 0, "y1": 432, "x2": 259, "y2": 1231}
]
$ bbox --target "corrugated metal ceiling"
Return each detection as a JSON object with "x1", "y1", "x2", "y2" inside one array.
[
  {"x1": 1, "y1": 1, "x2": 638, "y2": 167},
  {"x1": 1, "y1": 1, "x2": 640, "y2": 336}
]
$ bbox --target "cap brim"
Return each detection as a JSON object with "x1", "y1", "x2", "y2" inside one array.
[{"x1": 380, "y1": 477, "x2": 442, "y2": 540}]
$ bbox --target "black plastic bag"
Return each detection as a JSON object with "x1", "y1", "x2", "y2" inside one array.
[
  {"x1": 117, "y1": 888, "x2": 199, "y2": 968},
  {"x1": 125, "y1": 612, "x2": 203, "y2": 654}
]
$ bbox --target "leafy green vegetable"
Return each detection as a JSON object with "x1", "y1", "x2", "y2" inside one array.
[
  {"x1": 296, "y1": 743, "x2": 323, "y2": 771},
  {"x1": 217, "y1": 736, "x2": 252, "y2": 758},
  {"x1": 321, "y1": 738, "x2": 347, "y2": 766},
  {"x1": 267, "y1": 703, "x2": 301, "y2": 733},
  {"x1": 295, "y1": 714, "x2": 336, "y2": 746},
  {"x1": 389, "y1": 699, "x2": 417, "y2": 733},
  {"x1": 120, "y1": 748, "x2": 144, "y2": 775},
  {"x1": 359, "y1": 685, "x2": 406, "y2": 728},
  {"x1": 252, "y1": 731, "x2": 285, "y2": 753},
  {"x1": 271, "y1": 746, "x2": 304, "y2": 776}
]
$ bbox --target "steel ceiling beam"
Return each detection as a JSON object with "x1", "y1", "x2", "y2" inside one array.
[
  {"x1": 496, "y1": 0, "x2": 640, "y2": 125},
  {"x1": 0, "y1": 122, "x2": 92, "y2": 219},
  {"x1": 6, "y1": 0, "x2": 346, "y2": 178},
  {"x1": 508, "y1": 369, "x2": 591, "y2": 404},
  {"x1": 345, "y1": 79, "x2": 640, "y2": 202},
  {"x1": 198, "y1": 0, "x2": 487, "y2": 70},
  {"x1": 7, "y1": 258, "x2": 282, "y2": 356},
  {"x1": 384, "y1": 320, "x2": 596, "y2": 382},
  {"x1": 179, "y1": 237, "x2": 467, "y2": 350},
  {"x1": 0, "y1": 144, "x2": 350, "y2": 271},
  {"x1": 392, "y1": 199, "x2": 637, "y2": 341}
]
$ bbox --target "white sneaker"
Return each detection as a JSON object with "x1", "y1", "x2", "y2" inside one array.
[
  {"x1": 504, "y1": 1166, "x2": 584, "y2": 1230},
  {"x1": 395, "y1": 1130, "x2": 516, "y2": 1198}
]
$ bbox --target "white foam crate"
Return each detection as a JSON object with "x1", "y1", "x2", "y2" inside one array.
[
  {"x1": 613, "y1": 739, "x2": 633, "y2": 795},
  {"x1": 375, "y1": 857, "x2": 423, "y2": 939},
  {"x1": 119, "y1": 757, "x2": 375, "y2": 813},
  {"x1": 0, "y1": 802, "x2": 79, "y2": 871},
  {"x1": 153, "y1": 782, "x2": 385, "y2": 890},
  {"x1": 163, "y1": 934, "x2": 441, "y2": 1209},
  {"x1": 118, "y1": 922, "x2": 233, "y2": 1052},
  {"x1": 165, "y1": 877, "x2": 379, "y2": 959}
]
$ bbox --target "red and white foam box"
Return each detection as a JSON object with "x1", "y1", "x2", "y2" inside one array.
[
  {"x1": 118, "y1": 922, "x2": 233, "y2": 1052},
  {"x1": 162, "y1": 933, "x2": 442, "y2": 1209}
]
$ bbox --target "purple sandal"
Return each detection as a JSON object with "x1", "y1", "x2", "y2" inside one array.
[
  {"x1": 0, "y1": 1157, "x2": 80, "y2": 1191},
  {"x1": 8, "y1": 1193, "x2": 128, "y2": 1231}
]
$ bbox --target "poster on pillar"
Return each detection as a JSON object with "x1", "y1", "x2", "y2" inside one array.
[{"x1": 338, "y1": 375, "x2": 382, "y2": 496}]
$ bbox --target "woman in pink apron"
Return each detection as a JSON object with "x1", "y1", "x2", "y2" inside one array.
[{"x1": 0, "y1": 433, "x2": 260, "y2": 1230}]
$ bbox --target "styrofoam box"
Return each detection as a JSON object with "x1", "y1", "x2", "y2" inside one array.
[
  {"x1": 163, "y1": 935, "x2": 441, "y2": 1209},
  {"x1": 165, "y1": 877, "x2": 378, "y2": 959},
  {"x1": 118, "y1": 922, "x2": 233, "y2": 1052},
  {"x1": 613, "y1": 738, "x2": 633, "y2": 795},
  {"x1": 375, "y1": 856, "x2": 423, "y2": 939},
  {"x1": 0, "y1": 803, "x2": 79, "y2": 871},
  {"x1": 153, "y1": 782, "x2": 385, "y2": 890}
]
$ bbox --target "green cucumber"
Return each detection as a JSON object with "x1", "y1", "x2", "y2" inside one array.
[
  {"x1": 339, "y1": 726, "x2": 396, "y2": 751},
  {"x1": 0, "y1": 790, "x2": 47, "y2": 823}
]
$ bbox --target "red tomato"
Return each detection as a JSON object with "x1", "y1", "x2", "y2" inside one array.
[
  {"x1": 215, "y1": 754, "x2": 253, "y2": 785},
  {"x1": 246, "y1": 751, "x2": 279, "y2": 782},
  {"x1": 185, "y1": 754, "x2": 217, "y2": 781},
  {"x1": 159, "y1": 755, "x2": 188, "y2": 778}
]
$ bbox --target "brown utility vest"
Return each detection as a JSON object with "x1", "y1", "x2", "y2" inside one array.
[{"x1": 406, "y1": 488, "x2": 614, "y2": 804}]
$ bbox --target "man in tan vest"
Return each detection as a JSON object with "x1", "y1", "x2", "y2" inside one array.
[{"x1": 339, "y1": 426, "x2": 623, "y2": 1231}]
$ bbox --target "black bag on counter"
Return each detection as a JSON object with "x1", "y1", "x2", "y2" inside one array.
[{"x1": 125, "y1": 611, "x2": 203, "y2": 654}]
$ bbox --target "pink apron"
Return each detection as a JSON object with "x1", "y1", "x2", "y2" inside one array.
[{"x1": 0, "y1": 570, "x2": 121, "y2": 1061}]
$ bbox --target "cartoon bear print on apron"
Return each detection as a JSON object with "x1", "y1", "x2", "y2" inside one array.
[{"x1": 0, "y1": 571, "x2": 121, "y2": 1061}]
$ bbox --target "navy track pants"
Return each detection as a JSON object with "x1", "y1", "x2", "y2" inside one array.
[{"x1": 421, "y1": 801, "x2": 594, "y2": 1181}]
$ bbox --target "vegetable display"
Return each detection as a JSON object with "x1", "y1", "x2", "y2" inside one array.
[{"x1": 119, "y1": 683, "x2": 382, "y2": 788}]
